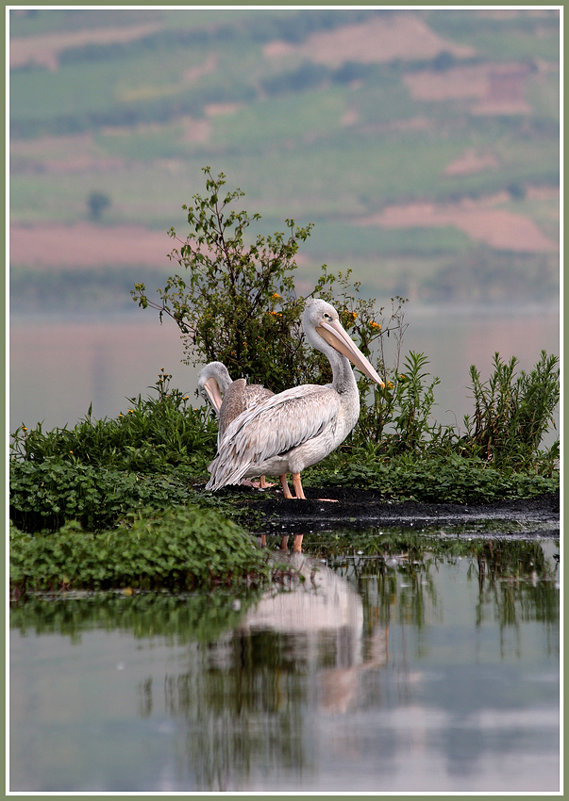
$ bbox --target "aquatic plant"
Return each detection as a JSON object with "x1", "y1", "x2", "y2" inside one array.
[{"x1": 304, "y1": 452, "x2": 558, "y2": 504}]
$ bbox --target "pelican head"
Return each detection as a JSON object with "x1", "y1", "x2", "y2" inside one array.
[
  {"x1": 303, "y1": 299, "x2": 385, "y2": 388},
  {"x1": 197, "y1": 361, "x2": 233, "y2": 414}
]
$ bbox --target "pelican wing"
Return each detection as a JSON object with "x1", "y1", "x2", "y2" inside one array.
[
  {"x1": 219, "y1": 380, "x2": 274, "y2": 438},
  {"x1": 206, "y1": 384, "x2": 340, "y2": 489}
]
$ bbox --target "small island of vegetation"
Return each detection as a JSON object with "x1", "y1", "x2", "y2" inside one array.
[{"x1": 10, "y1": 169, "x2": 559, "y2": 598}]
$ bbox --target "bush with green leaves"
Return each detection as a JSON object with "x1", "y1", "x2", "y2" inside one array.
[
  {"x1": 10, "y1": 457, "x2": 201, "y2": 533},
  {"x1": 462, "y1": 350, "x2": 559, "y2": 470},
  {"x1": 304, "y1": 451, "x2": 557, "y2": 504},
  {"x1": 131, "y1": 166, "x2": 405, "y2": 393},
  {"x1": 133, "y1": 166, "x2": 319, "y2": 392}
]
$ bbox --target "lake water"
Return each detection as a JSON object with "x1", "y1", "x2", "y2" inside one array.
[
  {"x1": 8, "y1": 303, "x2": 562, "y2": 792},
  {"x1": 9, "y1": 303, "x2": 560, "y2": 440},
  {"x1": 9, "y1": 535, "x2": 560, "y2": 793}
]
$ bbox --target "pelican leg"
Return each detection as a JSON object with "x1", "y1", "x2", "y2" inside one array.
[
  {"x1": 280, "y1": 474, "x2": 294, "y2": 499},
  {"x1": 291, "y1": 473, "x2": 306, "y2": 500},
  {"x1": 292, "y1": 534, "x2": 303, "y2": 552},
  {"x1": 240, "y1": 477, "x2": 274, "y2": 490}
]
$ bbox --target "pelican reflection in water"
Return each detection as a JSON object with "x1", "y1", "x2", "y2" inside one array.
[
  {"x1": 239, "y1": 552, "x2": 389, "y2": 714},
  {"x1": 206, "y1": 298, "x2": 385, "y2": 499}
]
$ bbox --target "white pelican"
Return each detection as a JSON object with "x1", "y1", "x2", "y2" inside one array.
[
  {"x1": 197, "y1": 361, "x2": 275, "y2": 488},
  {"x1": 197, "y1": 361, "x2": 233, "y2": 423},
  {"x1": 206, "y1": 298, "x2": 385, "y2": 499}
]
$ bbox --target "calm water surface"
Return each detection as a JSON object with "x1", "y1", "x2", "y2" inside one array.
[{"x1": 10, "y1": 535, "x2": 560, "y2": 793}]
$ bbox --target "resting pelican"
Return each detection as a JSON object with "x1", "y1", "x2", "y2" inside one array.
[
  {"x1": 197, "y1": 361, "x2": 275, "y2": 488},
  {"x1": 206, "y1": 298, "x2": 385, "y2": 499},
  {"x1": 197, "y1": 361, "x2": 233, "y2": 423}
]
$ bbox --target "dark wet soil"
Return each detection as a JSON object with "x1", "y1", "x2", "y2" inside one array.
[{"x1": 202, "y1": 485, "x2": 560, "y2": 538}]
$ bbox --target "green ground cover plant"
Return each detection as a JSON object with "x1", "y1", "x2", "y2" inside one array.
[{"x1": 10, "y1": 505, "x2": 275, "y2": 596}]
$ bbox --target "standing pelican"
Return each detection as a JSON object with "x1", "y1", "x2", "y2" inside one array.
[
  {"x1": 197, "y1": 361, "x2": 275, "y2": 488},
  {"x1": 206, "y1": 299, "x2": 385, "y2": 499}
]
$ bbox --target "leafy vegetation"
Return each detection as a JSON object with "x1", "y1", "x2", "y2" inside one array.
[
  {"x1": 463, "y1": 351, "x2": 560, "y2": 470},
  {"x1": 12, "y1": 369, "x2": 217, "y2": 472},
  {"x1": 10, "y1": 506, "x2": 276, "y2": 596},
  {"x1": 304, "y1": 453, "x2": 557, "y2": 504},
  {"x1": 133, "y1": 166, "x2": 331, "y2": 392}
]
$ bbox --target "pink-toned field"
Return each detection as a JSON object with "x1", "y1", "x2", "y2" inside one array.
[
  {"x1": 264, "y1": 14, "x2": 474, "y2": 65},
  {"x1": 357, "y1": 193, "x2": 558, "y2": 254}
]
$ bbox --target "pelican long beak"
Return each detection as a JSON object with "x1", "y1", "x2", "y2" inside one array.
[
  {"x1": 317, "y1": 320, "x2": 385, "y2": 388},
  {"x1": 203, "y1": 377, "x2": 224, "y2": 413}
]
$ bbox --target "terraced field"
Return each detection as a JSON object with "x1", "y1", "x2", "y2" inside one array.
[{"x1": 9, "y1": 7, "x2": 560, "y2": 309}]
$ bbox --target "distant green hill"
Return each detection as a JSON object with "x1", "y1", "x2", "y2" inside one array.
[{"x1": 9, "y1": 7, "x2": 560, "y2": 309}]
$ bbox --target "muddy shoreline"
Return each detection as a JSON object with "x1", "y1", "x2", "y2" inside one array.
[{"x1": 201, "y1": 486, "x2": 560, "y2": 538}]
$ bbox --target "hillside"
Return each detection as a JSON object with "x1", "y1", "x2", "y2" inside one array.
[{"x1": 9, "y1": 7, "x2": 560, "y2": 310}]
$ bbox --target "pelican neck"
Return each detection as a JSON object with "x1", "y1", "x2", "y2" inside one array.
[{"x1": 330, "y1": 351, "x2": 358, "y2": 395}]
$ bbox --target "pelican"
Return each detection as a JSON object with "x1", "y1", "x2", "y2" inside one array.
[
  {"x1": 206, "y1": 298, "x2": 385, "y2": 499},
  {"x1": 197, "y1": 361, "x2": 233, "y2": 423},
  {"x1": 197, "y1": 361, "x2": 275, "y2": 488}
]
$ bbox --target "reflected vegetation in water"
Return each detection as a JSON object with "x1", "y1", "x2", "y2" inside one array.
[{"x1": 10, "y1": 535, "x2": 560, "y2": 793}]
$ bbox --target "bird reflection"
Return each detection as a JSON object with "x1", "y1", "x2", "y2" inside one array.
[
  {"x1": 259, "y1": 532, "x2": 303, "y2": 551},
  {"x1": 239, "y1": 550, "x2": 389, "y2": 714}
]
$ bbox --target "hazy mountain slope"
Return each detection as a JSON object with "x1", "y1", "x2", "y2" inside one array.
[{"x1": 9, "y1": 7, "x2": 560, "y2": 308}]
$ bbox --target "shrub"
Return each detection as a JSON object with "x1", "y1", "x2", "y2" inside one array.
[
  {"x1": 9, "y1": 457, "x2": 198, "y2": 533},
  {"x1": 131, "y1": 166, "x2": 402, "y2": 394},
  {"x1": 305, "y1": 451, "x2": 558, "y2": 504},
  {"x1": 463, "y1": 350, "x2": 559, "y2": 471}
]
